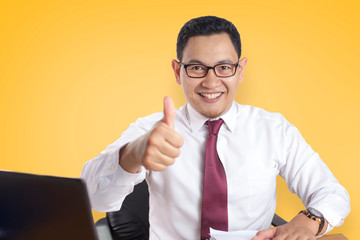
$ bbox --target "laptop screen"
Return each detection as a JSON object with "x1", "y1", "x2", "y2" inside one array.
[{"x1": 0, "y1": 171, "x2": 98, "y2": 240}]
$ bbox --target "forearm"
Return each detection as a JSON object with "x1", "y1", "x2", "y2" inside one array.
[{"x1": 281, "y1": 121, "x2": 350, "y2": 230}]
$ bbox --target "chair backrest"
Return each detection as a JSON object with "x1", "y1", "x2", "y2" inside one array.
[
  {"x1": 106, "y1": 180, "x2": 149, "y2": 240},
  {"x1": 105, "y1": 180, "x2": 287, "y2": 240}
]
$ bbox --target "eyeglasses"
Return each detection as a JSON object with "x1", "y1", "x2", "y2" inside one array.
[{"x1": 180, "y1": 62, "x2": 239, "y2": 78}]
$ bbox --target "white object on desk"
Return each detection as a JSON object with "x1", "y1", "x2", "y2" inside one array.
[{"x1": 210, "y1": 228, "x2": 270, "y2": 240}]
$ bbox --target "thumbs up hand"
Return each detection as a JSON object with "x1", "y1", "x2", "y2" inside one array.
[
  {"x1": 163, "y1": 96, "x2": 176, "y2": 129},
  {"x1": 119, "y1": 96, "x2": 184, "y2": 173}
]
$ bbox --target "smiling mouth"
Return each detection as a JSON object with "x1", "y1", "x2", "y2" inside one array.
[{"x1": 199, "y1": 93, "x2": 223, "y2": 99}]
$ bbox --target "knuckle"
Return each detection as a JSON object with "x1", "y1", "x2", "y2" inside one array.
[
  {"x1": 142, "y1": 155, "x2": 151, "y2": 165},
  {"x1": 142, "y1": 159, "x2": 151, "y2": 170},
  {"x1": 167, "y1": 158, "x2": 175, "y2": 165},
  {"x1": 177, "y1": 134, "x2": 184, "y2": 147},
  {"x1": 180, "y1": 135, "x2": 184, "y2": 144},
  {"x1": 144, "y1": 146, "x2": 155, "y2": 157},
  {"x1": 152, "y1": 162, "x2": 167, "y2": 171},
  {"x1": 147, "y1": 136, "x2": 158, "y2": 147},
  {"x1": 159, "y1": 164, "x2": 168, "y2": 171},
  {"x1": 154, "y1": 122, "x2": 167, "y2": 133},
  {"x1": 173, "y1": 148, "x2": 181, "y2": 158}
]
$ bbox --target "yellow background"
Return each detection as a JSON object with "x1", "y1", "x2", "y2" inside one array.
[{"x1": 1, "y1": 0, "x2": 359, "y2": 238}]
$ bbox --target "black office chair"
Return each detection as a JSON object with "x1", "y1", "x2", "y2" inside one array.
[{"x1": 95, "y1": 180, "x2": 287, "y2": 240}]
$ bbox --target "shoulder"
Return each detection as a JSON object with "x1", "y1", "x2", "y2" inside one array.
[
  {"x1": 234, "y1": 102, "x2": 286, "y2": 124},
  {"x1": 135, "y1": 111, "x2": 163, "y2": 126}
]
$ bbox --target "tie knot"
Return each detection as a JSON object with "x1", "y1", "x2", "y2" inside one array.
[{"x1": 205, "y1": 119, "x2": 224, "y2": 135}]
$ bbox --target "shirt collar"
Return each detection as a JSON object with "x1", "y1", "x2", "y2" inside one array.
[{"x1": 185, "y1": 101, "x2": 237, "y2": 133}]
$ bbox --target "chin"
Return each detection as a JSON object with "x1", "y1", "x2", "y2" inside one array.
[
  {"x1": 201, "y1": 110, "x2": 222, "y2": 119},
  {"x1": 192, "y1": 102, "x2": 227, "y2": 118}
]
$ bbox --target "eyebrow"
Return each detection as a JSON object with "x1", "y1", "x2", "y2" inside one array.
[
  {"x1": 186, "y1": 59, "x2": 205, "y2": 64},
  {"x1": 186, "y1": 59, "x2": 237, "y2": 65}
]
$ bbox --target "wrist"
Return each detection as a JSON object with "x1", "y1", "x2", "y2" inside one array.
[
  {"x1": 299, "y1": 208, "x2": 327, "y2": 236},
  {"x1": 119, "y1": 137, "x2": 144, "y2": 173},
  {"x1": 290, "y1": 211, "x2": 319, "y2": 236}
]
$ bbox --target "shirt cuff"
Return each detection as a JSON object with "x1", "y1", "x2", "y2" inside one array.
[
  {"x1": 97, "y1": 148, "x2": 146, "y2": 191},
  {"x1": 112, "y1": 163, "x2": 146, "y2": 186}
]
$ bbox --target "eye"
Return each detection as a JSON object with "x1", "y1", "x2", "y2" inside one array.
[
  {"x1": 219, "y1": 65, "x2": 232, "y2": 70},
  {"x1": 189, "y1": 65, "x2": 205, "y2": 71}
]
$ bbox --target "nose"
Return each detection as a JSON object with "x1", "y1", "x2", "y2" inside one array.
[{"x1": 201, "y1": 68, "x2": 222, "y2": 89}]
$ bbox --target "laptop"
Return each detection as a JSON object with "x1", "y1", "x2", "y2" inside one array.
[{"x1": 0, "y1": 171, "x2": 98, "y2": 240}]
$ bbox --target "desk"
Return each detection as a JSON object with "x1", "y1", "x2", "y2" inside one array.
[{"x1": 319, "y1": 234, "x2": 348, "y2": 240}]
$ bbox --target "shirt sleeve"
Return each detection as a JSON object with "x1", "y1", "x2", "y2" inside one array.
[
  {"x1": 278, "y1": 117, "x2": 350, "y2": 233},
  {"x1": 80, "y1": 116, "x2": 159, "y2": 212}
]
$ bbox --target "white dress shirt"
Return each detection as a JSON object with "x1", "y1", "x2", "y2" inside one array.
[{"x1": 81, "y1": 101, "x2": 350, "y2": 240}]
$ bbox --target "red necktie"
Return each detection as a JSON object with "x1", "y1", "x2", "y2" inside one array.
[{"x1": 200, "y1": 119, "x2": 228, "y2": 240}]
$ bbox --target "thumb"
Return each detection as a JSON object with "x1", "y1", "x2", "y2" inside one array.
[{"x1": 163, "y1": 96, "x2": 176, "y2": 129}]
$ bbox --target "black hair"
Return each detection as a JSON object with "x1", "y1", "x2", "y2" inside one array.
[{"x1": 176, "y1": 16, "x2": 241, "y2": 61}]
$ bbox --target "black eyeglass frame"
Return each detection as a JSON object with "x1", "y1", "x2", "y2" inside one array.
[{"x1": 180, "y1": 62, "x2": 240, "y2": 78}]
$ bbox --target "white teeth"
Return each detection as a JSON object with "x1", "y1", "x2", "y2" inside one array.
[{"x1": 200, "y1": 93, "x2": 222, "y2": 99}]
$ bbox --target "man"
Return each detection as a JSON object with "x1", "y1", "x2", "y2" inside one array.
[{"x1": 81, "y1": 16, "x2": 350, "y2": 240}]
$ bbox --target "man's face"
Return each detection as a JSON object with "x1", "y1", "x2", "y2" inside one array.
[{"x1": 172, "y1": 33, "x2": 247, "y2": 118}]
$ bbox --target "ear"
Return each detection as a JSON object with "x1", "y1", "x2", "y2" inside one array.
[
  {"x1": 171, "y1": 59, "x2": 181, "y2": 85},
  {"x1": 238, "y1": 57, "x2": 248, "y2": 82}
]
